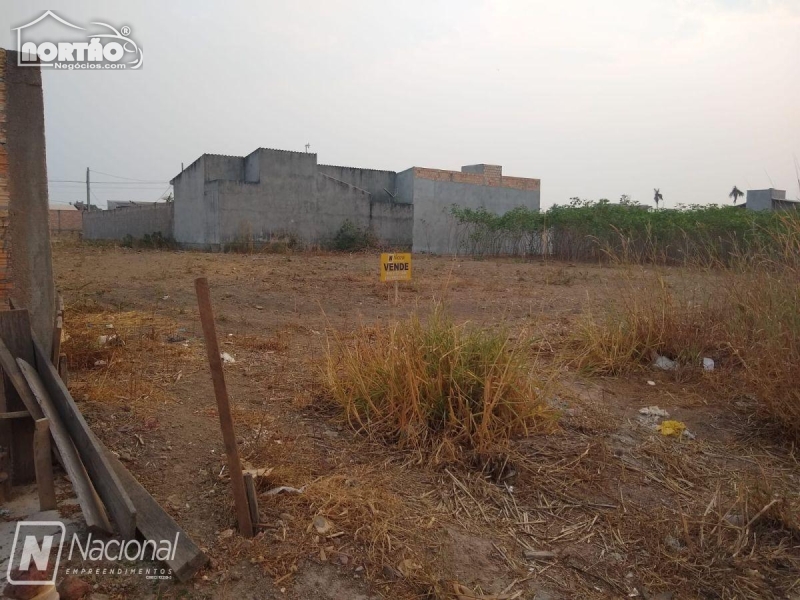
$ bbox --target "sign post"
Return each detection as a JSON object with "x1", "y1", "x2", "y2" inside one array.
[{"x1": 380, "y1": 252, "x2": 411, "y2": 305}]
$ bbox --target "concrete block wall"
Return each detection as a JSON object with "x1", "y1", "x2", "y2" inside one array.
[
  {"x1": 746, "y1": 188, "x2": 788, "y2": 212},
  {"x1": 405, "y1": 166, "x2": 541, "y2": 254},
  {"x1": 84, "y1": 202, "x2": 174, "y2": 240}
]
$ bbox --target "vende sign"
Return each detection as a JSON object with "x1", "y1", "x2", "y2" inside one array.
[{"x1": 380, "y1": 253, "x2": 412, "y2": 282}]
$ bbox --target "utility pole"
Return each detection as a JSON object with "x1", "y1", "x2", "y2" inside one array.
[
  {"x1": 304, "y1": 143, "x2": 310, "y2": 153},
  {"x1": 86, "y1": 167, "x2": 90, "y2": 210}
]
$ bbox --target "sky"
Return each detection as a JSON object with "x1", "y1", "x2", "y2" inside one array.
[{"x1": 2, "y1": 0, "x2": 799, "y2": 209}]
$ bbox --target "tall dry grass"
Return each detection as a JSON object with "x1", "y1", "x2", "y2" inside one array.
[
  {"x1": 573, "y1": 215, "x2": 800, "y2": 437},
  {"x1": 323, "y1": 304, "x2": 553, "y2": 461}
]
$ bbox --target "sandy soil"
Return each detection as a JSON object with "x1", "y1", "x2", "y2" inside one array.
[{"x1": 43, "y1": 241, "x2": 800, "y2": 600}]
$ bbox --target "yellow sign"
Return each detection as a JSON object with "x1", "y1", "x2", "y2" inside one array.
[{"x1": 380, "y1": 253, "x2": 411, "y2": 282}]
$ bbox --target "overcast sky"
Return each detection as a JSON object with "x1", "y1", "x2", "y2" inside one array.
[{"x1": 2, "y1": 0, "x2": 799, "y2": 209}]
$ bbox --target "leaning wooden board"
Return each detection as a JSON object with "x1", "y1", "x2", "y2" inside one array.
[
  {"x1": 30, "y1": 337, "x2": 137, "y2": 539},
  {"x1": 17, "y1": 359, "x2": 112, "y2": 534},
  {"x1": 101, "y1": 446, "x2": 208, "y2": 582},
  {"x1": 0, "y1": 310, "x2": 39, "y2": 483}
]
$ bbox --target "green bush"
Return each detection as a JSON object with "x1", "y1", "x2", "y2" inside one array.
[
  {"x1": 332, "y1": 220, "x2": 376, "y2": 251},
  {"x1": 451, "y1": 199, "x2": 799, "y2": 265}
]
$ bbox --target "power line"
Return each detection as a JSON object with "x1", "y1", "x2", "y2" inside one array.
[
  {"x1": 89, "y1": 169, "x2": 167, "y2": 183},
  {"x1": 49, "y1": 179, "x2": 168, "y2": 185}
]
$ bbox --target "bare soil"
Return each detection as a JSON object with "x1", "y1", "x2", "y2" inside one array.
[{"x1": 47, "y1": 241, "x2": 800, "y2": 600}]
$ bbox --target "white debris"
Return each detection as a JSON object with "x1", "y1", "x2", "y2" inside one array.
[
  {"x1": 702, "y1": 357, "x2": 715, "y2": 371},
  {"x1": 639, "y1": 406, "x2": 669, "y2": 417},
  {"x1": 638, "y1": 405, "x2": 670, "y2": 429},
  {"x1": 265, "y1": 485, "x2": 306, "y2": 496},
  {"x1": 220, "y1": 352, "x2": 236, "y2": 364},
  {"x1": 653, "y1": 355, "x2": 677, "y2": 371},
  {"x1": 647, "y1": 380, "x2": 656, "y2": 386}
]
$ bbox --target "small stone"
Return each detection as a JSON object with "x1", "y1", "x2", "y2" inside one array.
[
  {"x1": 312, "y1": 515, "x2": 333, "y2": 534},
  {"x1": 58, "y1": 575, "x2": 93, "y2": 600}
]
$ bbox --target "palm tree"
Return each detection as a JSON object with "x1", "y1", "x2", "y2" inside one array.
[
  {"x1": 653, "y1": 188, "x2": 663, "y2": 209},
  {"x1": 729, "y1": 186, "x2": 743, "y2": 205}
]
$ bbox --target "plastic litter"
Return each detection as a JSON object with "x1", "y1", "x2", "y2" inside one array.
[
  {"x1": 702, "y1": 357, "x2": 715, "y2": 371},
  {"x1": 220, "y1": 352, "x2": 235, "y2": 364},
  {"x1": 658, "y1": 420, "x2": 687, "y2": 436},
  {"x1": 653, "y1": 355, "x2": 677, "y2": 371}
]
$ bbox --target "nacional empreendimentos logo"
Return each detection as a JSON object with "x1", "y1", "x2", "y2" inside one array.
[
  {"x1": 6, "y1": 521, "x2": 177, "y2": 586},
  {"x1": 12, "y1": 10, "x2": 143, "y2": 70}
]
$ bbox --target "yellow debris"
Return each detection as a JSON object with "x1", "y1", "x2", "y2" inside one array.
[{"x1": 658, "y1": 420, "x2": 687, "y2": 437}]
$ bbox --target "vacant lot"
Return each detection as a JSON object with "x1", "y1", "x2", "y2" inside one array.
[{"x1": 50, "y1": 241, "x2": 800, "y2": 600}]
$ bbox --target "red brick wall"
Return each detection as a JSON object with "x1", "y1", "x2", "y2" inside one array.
[
  {"x1": 49, "y1": 209, "x2": 83, "y2": 232},
  {"x1": 413, "y1": 166, "x2": 540, "y2": 192}
]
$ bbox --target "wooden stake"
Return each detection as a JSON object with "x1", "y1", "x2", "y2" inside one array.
[
  {"x1": 195, "y1": 277, "x2": 253, "y2": 538},
  {"x1": 394, "y1": 280, "x2": 399, "y2": 305},
  {"x1": 244, "y1": 472, "x2": 259, "y2": 530},
  {"x1": 33, "y1": 418, "x2": 56, "y2": 511}
]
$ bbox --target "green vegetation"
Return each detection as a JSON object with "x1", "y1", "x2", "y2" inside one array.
[
  {"x1": 451, "y1": 199, "x2": 799, "y2": 265},
  {"x1": 331, "y1": 220, "x2": 376, "y2": 252},
  {"x1": 121, "y1": 231, "x2": 175, "y2": 249}
]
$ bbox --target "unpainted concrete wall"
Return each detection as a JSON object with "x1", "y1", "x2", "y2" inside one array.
[
  {"x1": 317, "y1": 164, "x2": 397, "y2": 204},
  {"x1": 409, "y1": 168, "x2": 541, "y2": 254},
  {"x1": 746, "y1": 188, "x2": 787, "y2": 212},
  {"x1": 84, "y1": 203, "x2": 174, "y2": 240},
  {"x1": 0, "y1": 49, "x2": 55, "y2": 355},
  {"x1": 175, "y1": 149, "x2": 412, "y2": 249}
]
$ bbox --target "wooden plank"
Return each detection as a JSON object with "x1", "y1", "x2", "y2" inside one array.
[
  {"x1": 17, "y1": 359, "x2": 111, "y2": 533},
  {"x1": 101, "y1": 444, "x2": 208, "y2": 582},
  {"x1": 33, "y1": 418, "x2": 56, "y2": 511},
  {"x1": 30, "y1": 338, "x2": 137, "y2": 539},
  {"x1": 0, "y1": 310, "x2": 38, "y2": 483},
  {"x1": 195, "y1": 277, "x2": 253, "y2": 538},
  {"x1": 0, "y1": 411, "x2": 29, "y2": 419},
  {"x1": 51, "y1": 294, "x2": 63, "y2": 364},
  {"x1": 244, "y1": 472, "x2": 259, "y2": 529},
  {"x1": 58, "y1": 354, "x2": 68, "y2": 385}
]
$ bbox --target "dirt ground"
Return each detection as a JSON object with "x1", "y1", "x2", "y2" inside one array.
[{"x1": 45, "y1": 240, "x2": 800, "y2": 600}]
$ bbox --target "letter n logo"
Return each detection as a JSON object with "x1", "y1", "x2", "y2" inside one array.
[{"x1": 6, "y1": 521, "x2": 66, "y2": 586}]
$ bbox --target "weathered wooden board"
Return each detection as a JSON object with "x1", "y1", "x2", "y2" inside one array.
[
  {"x1": 33, "y1": 418, "x2": 56, "y2": 511},
  {"x1": 0, "y1": 310, "x2": 38, "y2": 483},
  {"x1": 30, "y1": 338, "x2": 137, "y2": 539},
  {"x1": 18, "y1": 359, "x2": 111, "y2": 533},
  {"x1": 101, "y1": 446, "x2": 209, "y2": 582}
]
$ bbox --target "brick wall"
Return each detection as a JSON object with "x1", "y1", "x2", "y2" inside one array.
[
  {"x1": 413, "y1": 167, "x2": 540, "y2": 192},
  {"x1": 48, "y1": 209, "x2": 83, "y2": 232},
  {"x1": 0, "y1": 50, "x2": 11, "y2": 298}
]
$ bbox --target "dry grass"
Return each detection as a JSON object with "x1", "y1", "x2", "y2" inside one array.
[
  {"x1": 323, "y1": 303, "x2": 554, "y2": 462},
  {"x1": 61, "y1": 300, "x2": 191, "y2": 412},
  {"x1": 572, "y1": 218, "x2": 800, "y2": 437}
]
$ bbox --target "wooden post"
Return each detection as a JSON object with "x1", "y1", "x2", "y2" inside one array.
[
  {"x1": 194, "y1": 277, "x2": 253, "y2": 538},
  {"x1": 394, "y1": 280, "x2": 399, "y2": 305},
  {"x1": 33, "y1": 418, "x2": 56, "y2": 510},
  {"x1": 243, "y1": 472, "x2": 259, "y2": 530}
]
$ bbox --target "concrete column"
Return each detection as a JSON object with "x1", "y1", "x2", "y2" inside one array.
[{"x1": 0, "y1": 49, "x2": 55, "y2": 355}]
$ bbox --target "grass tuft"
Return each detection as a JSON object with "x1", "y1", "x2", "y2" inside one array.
[{"x1": 323, "y1": 303, "x2": 553, "y2": 460}]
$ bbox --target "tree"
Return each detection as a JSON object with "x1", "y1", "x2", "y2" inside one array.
[
  {"x1": 653, "y1": 188, "x2": 663, "y2": 209},
  {"x1": 729, "y1": 186, "x2": 743, "y2": 205}
]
